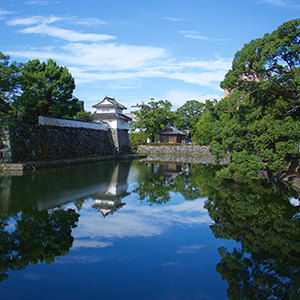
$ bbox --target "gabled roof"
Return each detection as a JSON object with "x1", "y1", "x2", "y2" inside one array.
[
  {"x1": 92, "y1": 96, "x2": 127, "y2": 110},
  {"x1": 92, "y1": 113, "x2": 132, "y2": 122},
  {"x1": 158, "y1": 125, "x2": 185, "y2": 135}
]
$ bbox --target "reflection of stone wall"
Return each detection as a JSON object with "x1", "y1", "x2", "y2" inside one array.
[{"x1": 0, "y1": 122, "x2": 116, "y2": 163}]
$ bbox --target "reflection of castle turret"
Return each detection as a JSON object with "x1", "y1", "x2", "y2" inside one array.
[
  {"x1": 91, "y1": 163, "x2": 131, "y2": 217},
  {"x1": 0, "y1": 162, "x2": 132, "y2": 216}
]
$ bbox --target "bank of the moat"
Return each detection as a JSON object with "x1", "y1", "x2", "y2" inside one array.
[{"x1": 137, "y1": 145, "x2": 300, "y2": 193}]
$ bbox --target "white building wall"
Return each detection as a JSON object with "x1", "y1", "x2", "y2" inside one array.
[{"x1": 38, "y1": 116, "x2": 107, "y2": 131}]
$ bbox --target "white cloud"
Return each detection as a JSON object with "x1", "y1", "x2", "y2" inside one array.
[
  {"x1": 180, "y1": 31, "x2": 210, "y2": 40},
  {"x1": 72, "y1": 240, "x2": 114, "y2": 249},
  {"x1": 26, "y1": 1, "x2": 60, "y2": 6},
  {"x1": 9, "y1": 43, "x2": 230, "y2": 90},
  {"x1": 262, "y1": 0, "x2": 300, "y2": 8},
  {"x1": 179, "y1": 30, "x2": 230, "y2": 41},
  {"x1": 20, "y1": 24, "x2": 115, "y2": 42},
  {"x1": 176, "y1": 244, "x2": 205, "y2": 254},
  {"x1": 166, "y1": 71, "x2": 226, "y2": 86},
  {"x1": 263, "y1": 0, "x2": 286, "y2": 5},
  {"x1": 71, "y1": 17, "x2": 106, "y2": 26},
  {"x1": 61, "y1": 43, "x2": 166, "y2": 69},
  {"x1": 7, "y1": 15, "x2": 114, "y2": 42},
  {"x1": 69, "y1": 198, "x2": 210, "y2": 244},
  {"x1": 0, "y1": 9, "x2": 12, "y2": 17},
  {"x1": 5, "y1": 13, "x2": 231, "y2": 93},
  {"x1": 7, "y1": 15, "x2": 60, "y2": 26},
  {"x1": 163, "y1": 17, "x2": 184, "y2": 21},
  {"x1": 164, "y1": 89, "x2": 222, "y2": 109}
]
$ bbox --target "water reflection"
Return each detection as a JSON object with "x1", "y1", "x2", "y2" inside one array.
[
  {"x1": 189, "y1": 164, "x2": 300, "y2": 299},
  {"x1": 134, "y1": 162, "x2": 202, "y2": 205},
  {"x1": 0, "y1": 207, "x2": 79, "y2": 281},
  {"x1": 0, "y1": 162, "x2": 132, "y2": 281},
  {"x1": 0, "y1": 161, "x2": 299, "y2": 299}
]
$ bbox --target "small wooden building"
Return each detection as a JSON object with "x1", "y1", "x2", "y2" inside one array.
[{"x1": 158, "y1": 125, "x2": 185, "y2": 144}]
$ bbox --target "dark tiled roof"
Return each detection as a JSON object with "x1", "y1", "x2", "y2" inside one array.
[
  {"x1": 92, "y1": 96, "x2": 127, "y2": 110},
  {"x1": 92, "y1": 113, "x2": 132, "y2": 122},
  {"x1": 158, "y1": 125, "x2": 185, "y2": 135}
]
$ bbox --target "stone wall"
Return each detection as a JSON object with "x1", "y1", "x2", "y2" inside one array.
[
  {"x1": 110, "y1": 129, "x2": 132, "y2": 153},
  {"x1": 138, "y1": 145, "x2": 210, "y2": 154},
  {"x1": 137, "y1": 145, "x2": 230, "y2": 165},
  {"x1": 0, "y1": 122, "x2": 116, "y2": 163}
]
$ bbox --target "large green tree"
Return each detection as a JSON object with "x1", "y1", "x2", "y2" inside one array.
[
  {"x1": 14, "y1": 59, "x2": 80, "y2": 124},
  {"x1": 174, "y1": 100, "x2": 205, "y2": 139},
  {"x1": 196, "y1": 19, "x2": 300, "y2": 178},
  {"x1": 131, "y1": 100, "x2": 174, "y2": 142},
  {"x1": 0, "y1": 52, "x2": 20, "y2": 120}
]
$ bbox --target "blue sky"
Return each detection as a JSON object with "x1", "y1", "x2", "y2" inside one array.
[{"x1": 1, "y1": 0, "x2": 299, "y2": 112}]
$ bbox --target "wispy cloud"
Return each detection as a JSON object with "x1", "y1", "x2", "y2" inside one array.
[
  {"x1": 179, "y1": 30, "x2": 230, "y2": 41},
  {"x1": 0, "y1": 9, "x2": 12, "y2": 17},
  {"x1": 7, "y1": 15, "x2": 60, "y2": 26},
  {"x1": 180, "y1": 31, "x2": 209, "y2": 40},
  {"x1": 26, "y1": 0, "x2": 60, "y2": 6},
  {"x1": 163, "y1": 17, "x2": 184, "y2": 22},
  {"x1": 7, "y1": 15, "x2": 114, "y2": 42},
  {"x1": 20, "y1": 25, "x2": 115, "y2": 42},
  {"x1": 262, "y1": 0, "x2": 300, "y2": 8},
  {"x1": 24, "y1": 273, "x2": 55, "y2": 280},
  {"x1": 70, "y1": 17, "x2": 106, "y2": 26},
  {"x1": 176, "y1": 244, "x2": 205, "y2": 254},
  {"x1": 5, "y1": 13, "x2": 231, "y2": 92}
]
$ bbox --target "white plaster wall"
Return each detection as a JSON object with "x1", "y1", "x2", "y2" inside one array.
[{"x1": 38, "y1": 116, "x2": 108, "y2": 131}]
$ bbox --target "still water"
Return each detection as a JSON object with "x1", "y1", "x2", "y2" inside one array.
[{"x1": 0, "y1": 160, "x2": 299, "y2": 299}]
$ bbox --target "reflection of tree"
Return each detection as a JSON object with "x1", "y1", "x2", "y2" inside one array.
[
  {"x1": 196, "y1": 163, "x2": 300, "y2": 299},
  {"x1": 133, "y1": 163, "x2": 201, "y2": 204},
  {"x1": 0, "y1": 207, "x2": 79, "y2": 281}
]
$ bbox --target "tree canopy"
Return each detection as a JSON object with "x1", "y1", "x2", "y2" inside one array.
[
  {"x1": 194, "y1": 18, "x2": 300, "y2": 178},
  {"x1": 131, "y1": 99, "x2": 174, "y2": 142},
  {"x1": 0, "y1": 52, "x2": 20, "y2": 120},
  {"x1": 13, "y1": 59, "x2": 80, "y2": 124},
  {"x1": 174, "y1": 100, "x2": 205, "y2": 138}
]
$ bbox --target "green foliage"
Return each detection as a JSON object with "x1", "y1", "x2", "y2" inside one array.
[
  {"x1": 0, "y1": 207, "x2": 79, "y2": 281},
  {"x1": 129, "y1": 131, "x2": 148, "y2": 149},
  {"x1": 13, "y1": 59, "x2": 80, "y2": 124},
  {"x1": 200, "y1": 168, "x2": 300, "y2": 299},
  {"x1": 131, "y1": 100, "x2": 174, "y2": 142},
  {"x1": 183, "y1": 163, "x2": 300, "y2": 298},
  {"x1": 133, "y1": 163, "x2": 201, "y2": 204},
  {"x1": 0, "y1": 52, "x2": 20, "y2": 122},
  {"x1": 193, "y1": 19, "x2": 300, "y2": 178},
  {"x1": 75, "y1": 110, "x2": 93, "y2": 121},
  {"x1": 174, "y1": 100, "x2": 205, "y2": 138}
]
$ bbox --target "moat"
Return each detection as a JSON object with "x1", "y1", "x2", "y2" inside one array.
[{"x1": 0, "y1": 160, "x2": 299, "y2": 299}]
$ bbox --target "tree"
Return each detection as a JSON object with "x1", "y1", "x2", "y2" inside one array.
[
  {"x1": 187, "y1": 163, "x2": 300, "y2": 299},
  {"x1": 174, "y1": 100, "x2": 205, "y2": 139},
  {"x1": 13, "y1": 59, "x2": 80, "y2": 124},
  {"x1": 0, "y1": 52, "x2": 20, "y2": 120},
  {"x1": 131, "y1": 100, "x2": 174, "y2": 142},
  {"x1": 0, "y1": 207, "x2": 79, "y2": 281},
  {"x1": 203, "y1": 176, "x2": 300, "y2": 299},
  {"x1": 75, "y1": 110, "x2": 93, "y2": 121},
  {"x1": 197, "y1": 19, "x2": 300, "y2": 178}
]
